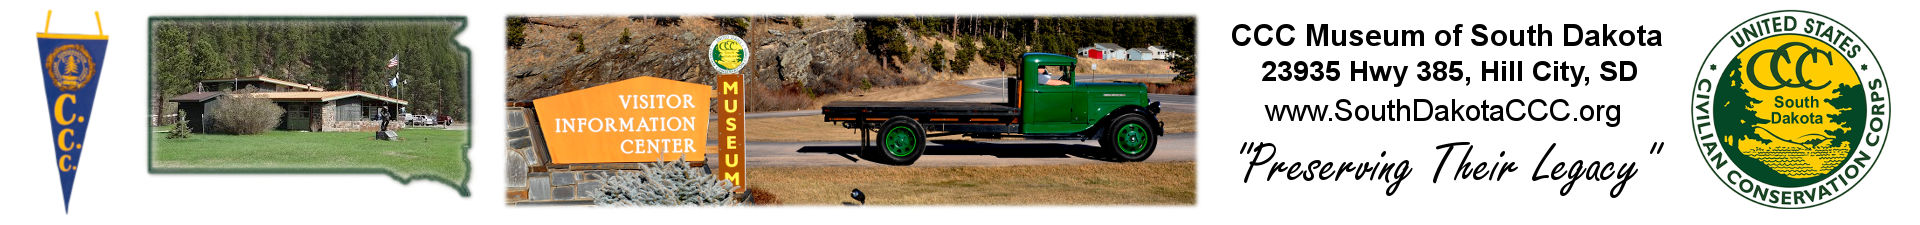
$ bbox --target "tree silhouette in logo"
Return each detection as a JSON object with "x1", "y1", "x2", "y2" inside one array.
[
  {"x1": 1824, "y1": 79, "x2": 1865, "y2": 149},
  {"x1": 1715, "y1": 58, "x2": 1771, "y2": 145}
]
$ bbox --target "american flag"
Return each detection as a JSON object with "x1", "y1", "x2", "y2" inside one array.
[{"x1": 386, "y1": 55, "x2": 400, "y2": 68}]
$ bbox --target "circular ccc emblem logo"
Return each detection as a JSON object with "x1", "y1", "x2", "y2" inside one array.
[
  {"x1": 1692, "y1": 10, "x2": 1890, "y2": 209},
  {"x1": 44, "y1": 44, "x2": 96, "y2": 91},
  {"x1": 709, "y1": 35, "x2": 749, "y2": 74}
]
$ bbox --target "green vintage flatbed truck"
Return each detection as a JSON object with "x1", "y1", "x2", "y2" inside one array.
[{"x1": 822, "y1": 53, "x2": 1164, "y2": 165}]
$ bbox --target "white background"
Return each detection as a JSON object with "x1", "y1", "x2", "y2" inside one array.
[{"x1": 2, "y1": 0, "x2": 1912, "y2": 224}]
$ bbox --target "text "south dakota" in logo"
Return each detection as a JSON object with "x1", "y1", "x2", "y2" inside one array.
[{"x1": 1692, "y1": 10, "x2": 1889, "y2": 209}]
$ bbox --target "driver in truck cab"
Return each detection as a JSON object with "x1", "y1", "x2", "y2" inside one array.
[{"x1": 1038, "y1": 67, "x2": 1069, "y2": 86}]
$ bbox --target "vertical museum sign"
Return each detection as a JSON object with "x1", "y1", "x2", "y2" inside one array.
[{"x1": 711, "y1": 35, "x2": 748, "y2": 193}]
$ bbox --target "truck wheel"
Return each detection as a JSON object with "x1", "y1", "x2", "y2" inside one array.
[
  {"x1": 863, "y1": 116, "x2": 925, "y2": 165},
  {"x1": 1098, "y1": 113, "x2": 1157, "y2": 162}
]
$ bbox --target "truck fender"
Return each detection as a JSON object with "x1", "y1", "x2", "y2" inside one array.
[{"x1": 1087, "y1": 104, "x2": 1163, "y2": 139}]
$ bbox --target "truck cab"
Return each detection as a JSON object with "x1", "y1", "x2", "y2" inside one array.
[{"x1": 1013, "y1": 53, "x2": 1161, "y2": 135}]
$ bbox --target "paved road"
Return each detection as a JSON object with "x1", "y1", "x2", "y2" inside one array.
[
  {"x1": 746, "y1": 74, "x2": 1193, "y2": 118},
  {"x1": 743, "y1": 133, "x2": 1196, "y2": 167}
]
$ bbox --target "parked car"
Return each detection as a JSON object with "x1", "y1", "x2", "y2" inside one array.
[{"x1": 399, "y1": 113, "x2": 435, "y2": 125}]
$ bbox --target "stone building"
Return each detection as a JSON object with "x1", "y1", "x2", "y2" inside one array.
[{"x1": 167, "y1": 76, "x2": 408, "y2": 133}]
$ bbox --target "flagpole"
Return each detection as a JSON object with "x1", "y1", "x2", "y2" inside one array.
[
  {"x1": 378, "y1": 53, "x2": 400, "y2": 139},
  {"x1": 395, "y1": 54, "x2": 401, "y2": 118},
  {"x1": 391, "y1": 54, "x2": 400, "y2": 131}
]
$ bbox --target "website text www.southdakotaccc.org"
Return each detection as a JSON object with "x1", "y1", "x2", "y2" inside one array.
[{"x1": 1263, "y1": 98, "x2": 1623, "y2": 127}]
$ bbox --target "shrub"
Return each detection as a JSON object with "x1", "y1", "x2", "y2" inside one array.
[
  {"x1": 1171, "y1": 54, "x2": 1196, "y2": 83},
  {"x1": 979, "y1": 36, "x2": 1017, "y2": 69},
  {"x1": 210, "y1": 88, "x2": 283, "y2": 135},
  {"x1": 568, "y1": 32, "x2": 585, "y2": 53},
  {"x1": 899, "y1": 45, "x2": 914, "y2": 64},
  {"x1": 713, "y1": 17, "x2": 750, "y2": 34},
  {"x1": 925, "y1": 44, "x2": 947, "y2": 72},
  {"x1": 730, "y1": 18, "x2": 751, "y2": 33},
  {"x1": 745, "y1": 187, "x2": 779, "y2": 205},
  {"x1": 166, "y1": 113, "x2": 192, "y2": 139},
  {"x1": 589, "y1": 157, "x2": 741, "y2": 206},
  {"x1": 651, "y1": 16, "x2": 683, "y2": 27},
  {"x1": 951, "y1": 37, "x2": 975, "y2": 74},
  {"x1": 507, "y1": 17, "x2": 528, "y2": 49},
  {"x1": 619, "y1": 28, "x2": 631, "y2": 44}
]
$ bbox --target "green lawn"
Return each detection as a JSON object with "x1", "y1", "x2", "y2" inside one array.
[{"x1": 151, "y1": 127, "x2": 470, "y2": 195}]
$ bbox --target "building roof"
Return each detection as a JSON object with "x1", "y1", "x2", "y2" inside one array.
[
  {"x1": 169, "y1": 91, "x2": 408, "y2": 105},
  {"x1": 1092, "y1": 43, "x2": 1125, "y2": 50},
  {"x1": 167, "y1": 91, "x2": 223, "y2": 102},
  {"x1": 251, "y1": 91, "x2": 408, "y2": 105},
  {"x1": 199, "y1": 76, "x2": 326, "y2": 91}
]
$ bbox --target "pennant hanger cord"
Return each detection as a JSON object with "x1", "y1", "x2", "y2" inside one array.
[{"x1": 41, "y1": 11, "x2": 105, "y2": 35}]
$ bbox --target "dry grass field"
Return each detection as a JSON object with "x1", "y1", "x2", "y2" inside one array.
[{"x1": 748, "y1": 162, "x2": 1194, "y2": 205}]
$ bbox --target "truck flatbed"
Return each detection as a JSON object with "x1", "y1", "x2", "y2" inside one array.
[{"x1": 822, "y1": 101, "x2": 1021, "y2": 119}]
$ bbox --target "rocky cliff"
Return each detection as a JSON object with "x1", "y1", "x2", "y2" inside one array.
[{"x1": 508, "y1": 16, "x2": 919, "y2": 112}]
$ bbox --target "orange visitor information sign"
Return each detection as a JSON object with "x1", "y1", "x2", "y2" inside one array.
[{"x1": 533, "y1": 76, "x2": 711, "y2": 164}]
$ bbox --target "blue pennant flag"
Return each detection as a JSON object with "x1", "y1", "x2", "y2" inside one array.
[{"x1": 38, "y1": 13, "x2": 108, "y2": 213}]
